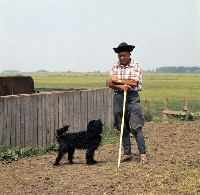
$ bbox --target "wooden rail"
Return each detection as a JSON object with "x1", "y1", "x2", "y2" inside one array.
[{"x1": 163, "y1": 97, "x2": 188, "y2": 119}]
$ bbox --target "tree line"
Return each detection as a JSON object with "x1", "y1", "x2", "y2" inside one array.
[{"x1": 156, "y1": 66, "x2": 200, "y2": 73}]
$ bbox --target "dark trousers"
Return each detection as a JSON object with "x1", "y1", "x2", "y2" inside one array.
[{"x1": 113, "y1": 91, "x2": 146, "y2": 154}]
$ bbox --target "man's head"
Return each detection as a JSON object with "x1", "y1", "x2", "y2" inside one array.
[{"x1": 113, "y1": 42, "x2": 135, "y2": 66}]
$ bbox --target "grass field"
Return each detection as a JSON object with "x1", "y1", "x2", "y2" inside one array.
[{"x1": 2, "y1": 73, "x2": 200, "y2": 116}]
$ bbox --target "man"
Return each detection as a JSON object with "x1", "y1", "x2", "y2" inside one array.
[{"x1": 107, "y1": 42, "x2": 147, "y2": 163}]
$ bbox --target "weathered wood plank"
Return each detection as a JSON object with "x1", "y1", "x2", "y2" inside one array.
[
  {"x1": 87, "y1": 89, "x2": 94, "y2": 122},
  {"x1": 68, "y1": 91, "x2": 75, "y2": 132},
  {"x1": 107, "y1": 88, "x2": 114, "y2": 128},
  {"x1": 53, "y1": 92, "x2": 59, "y2": 134},
  {"x1": 37, "y1": 94, "x2": 42, "y2": 147},
  {"x1": 50, "y1": 92, "x2": 56, "y2": 143},
  {"x1": 11, "y1": 95, "x2": 19, "y2": 147},
  {"x1": 1, "y1": 97, "x2": 10, "y2": 147},
  {"x1": 102, "y1": 88, "x2": 108, "y2": 127},
  {"x1": 58, "y1": 92, "x2": 63, "y2": 128},
  {"x1": 44, "y1": 93, "x2": 51, "y2": 146},
  {"x1": 19, "y1": 94, "x2": 35, "y2": 147},
  {"x1": 6, "y1": 97, "x2": 12, "y2": 148},
  {"x1": 74, "y1": 91, "x2": 81, "y2": 131},
  {"x1": 29, "y1": 95, "x2": 34, "y2": 147},
  {"x1": 0, "y1": 97, "x2": 3, "y2": 145},
  {"x1": 163, "y1": 109, "x2": 187, "y2": 116},
  {"x1": 15, "y1": 96, "x2": 21, "y2": 147},
  {"x1": 32, "y1": 94, "x2": 39, "y2": 147},
  {"x1": 23, "y1": 95, "x2": 32, "y2": 148},
  {"x1": 41, "y1": 94, "x2": 47, "y2": 147},
  {"x1": 62, "y1": 91, "x2": 67, "y2": 127},
  {"x1": 93, "y1": 89, "x2": 97, "y2": 120},
  {"x1": 80, "y1": 90, "x2": 88, "y2": 130},
  {"x1": 101, "y1": 88, "x2": 106, "y2": 124},
  {"x1": 19, "y1": 96, "x2": 25, "y2": 148},
  {"x1": 96, "y1": 88, "x2": 104, "y2": 121},
  {"x1": 62, "y1": 91, "x2": 70, "y2": 126}
]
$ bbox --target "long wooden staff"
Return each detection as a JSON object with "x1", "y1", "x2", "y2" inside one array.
[{"x1": 117, "y1": 90, "x2": 127, "y2": 169}]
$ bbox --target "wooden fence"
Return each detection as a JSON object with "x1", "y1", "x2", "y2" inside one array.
[
  {"x1": 0, "y1": 87, "x2": 114, "y2": 148},
  {"x1": 163, "y1": 97, "x2": 188, "y2": 119}
]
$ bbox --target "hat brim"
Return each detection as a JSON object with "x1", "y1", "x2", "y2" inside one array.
[{"x1": 113, "y1": 45, "x2": 135, "y2": 53}]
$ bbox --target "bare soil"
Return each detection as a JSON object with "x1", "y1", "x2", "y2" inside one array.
[{"x1": 1, "y1": 121, "x2": 200, "y2": 195}]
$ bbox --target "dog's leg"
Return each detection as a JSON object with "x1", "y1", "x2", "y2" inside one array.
[
  {"x1": 68, "y1": 148, "x2": 75, "y2": 164},
  {"x1": 86, "y1": 149, "x2": 97, "y2": 165},
  {"x1": 53, "y1": 149, "x2": 66, "y2": 166},
  {"x1": 91, "y1": 155, "x2": 97, "y2": 164}
]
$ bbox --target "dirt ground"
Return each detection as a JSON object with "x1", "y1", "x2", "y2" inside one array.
[{"x1": 0, "y1": 121, "x2": 200, "y2": 195}]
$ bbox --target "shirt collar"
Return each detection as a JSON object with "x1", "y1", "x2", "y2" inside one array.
[{"x1": 118, "y1": 59, "x2": 135, "y2": 67}]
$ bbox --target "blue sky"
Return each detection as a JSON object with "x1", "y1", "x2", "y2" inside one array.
[{"x1": 0, "y1": 0, "x2": 200, "y2": 72}]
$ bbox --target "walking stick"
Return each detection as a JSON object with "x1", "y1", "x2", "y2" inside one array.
[{"x1": 117, "y1": 90, "x2": 127, "y2": 169}]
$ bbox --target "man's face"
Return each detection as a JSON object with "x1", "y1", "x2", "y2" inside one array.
[{"x1": 118, "y1": 51, "x2": 131, "y2": 66}]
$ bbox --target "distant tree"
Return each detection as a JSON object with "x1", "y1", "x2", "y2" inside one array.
[
  {"x1": 1, "y1": 70, "x2": 20, "y2": 74},
  {"x1": 36, "y1": 69, "x2": 49, "y2": 73},
  {"x1": 156, "y1": 66, "x2": 200, "y2": 73}
]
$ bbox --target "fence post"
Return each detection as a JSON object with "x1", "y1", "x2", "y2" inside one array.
[
  {"x1": 183, "y1": 97, "x2": 188, "y2": 120},
  {"x1": 144, "y1": 99, "x2": 149, "y2": 110},
  {"x1": 163, "y1": 97, "x2": 168, "y2": 118}
]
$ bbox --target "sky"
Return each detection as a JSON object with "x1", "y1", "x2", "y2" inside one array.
[{"x1": 0, "y1": 0, "x2": 200, "y2": 73}]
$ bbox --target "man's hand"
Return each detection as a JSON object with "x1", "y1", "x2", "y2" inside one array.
[
  {"x1": 110, "y1": 76, "x2": 138, "y2": 87},
  {"x1": 129, "y1": 80, "x2": 138, "y2": 87},
  {"x1": 111, "y1": 76, "x2": 120, "y2": 83},
  {"x1": 107, "y1": 77, "x2": 131, "y2": 91},
  {"x1": 123, "y1": 84, "x2": 131, "y2": 92},
  {"x1": 118, "y1": 84, "x2": 131, "y2": 92}
]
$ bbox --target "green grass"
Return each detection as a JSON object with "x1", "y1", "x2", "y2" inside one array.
[
  {"x1": 101, "y1": 127, "x2": 120, "y2": 145},
  {"x1": 0, "y1": 143, "x2": 58, "y2": 161},
  {"x1": 1, "y1": 72, "x2": 200, "y2": 115},
  {"x1": 32, "y1": 73, "x2": 107, "y2": 88},
  {"x1": 140, "y1": 74, "x2": 200, "y2": 114}
]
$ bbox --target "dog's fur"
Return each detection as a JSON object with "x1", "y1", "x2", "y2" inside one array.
[{"x1": 53, "y1": 119, "x2": 103, "y2": 166}]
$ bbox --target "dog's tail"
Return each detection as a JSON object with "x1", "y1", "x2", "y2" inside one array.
[
  {"x1": 63, "y1": 125, "x2": 70, "y2": 132},
  {"x1": 55, "y1": 125, "x2": 70, "y2": 138}
]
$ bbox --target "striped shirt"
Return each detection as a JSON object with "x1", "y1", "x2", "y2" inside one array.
[{"x1": 109, "y1": 60, "x2": 142, "y2": 91}]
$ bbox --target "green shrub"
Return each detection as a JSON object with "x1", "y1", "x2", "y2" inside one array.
[
  {"x1": 101, "y1": 127, "x2": 120, "y2": 144},
  {"x1": 144, "y1": 109, "x2": 153, "y2": 122},
  {"x1": 0, "y1": 143, "x2": 58, "y2": 162}
]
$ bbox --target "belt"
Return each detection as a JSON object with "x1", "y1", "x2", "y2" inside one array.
[{"x1": 114, "y1": 90, "x2": 138, "y2": 93}]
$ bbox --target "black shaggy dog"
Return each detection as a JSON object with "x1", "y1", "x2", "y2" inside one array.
[{"x1": 53, "y1": 119, "x2": 103, "y2": 166}]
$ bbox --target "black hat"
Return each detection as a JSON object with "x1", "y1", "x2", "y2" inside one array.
[{"x1": 113, "y1": 42, "x2": 135, "y2": 53}]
